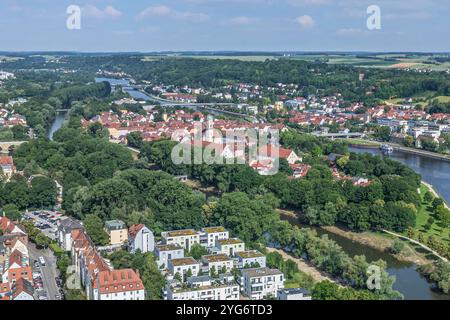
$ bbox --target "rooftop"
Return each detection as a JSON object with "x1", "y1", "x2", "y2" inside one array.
[
  {"x1": 202, "y1": 254, "x2": 232, "y2": 263},
  {"x1": 156, "y1": 244, "x2": 183, "y2": 252},
  {"x1": 242, "y1": 267, "x2": 283, "y2": 278},
  {"x1": 170, "y1": 257, "x2": 198, "y2": 267},
  {"x1": 236, "y1": 250, "x2": 264, "y2": 259},
  {"x1": 202, "y1": 226, "x2": 226, "y2": 234},
  {"x1": 218, "y1": 238, "x2": 243, "y2": 245},
  {"x1": 164, "y1": 229, "x2": 199, "y2": 237},
  {"x1": 104, "y1": 220, "x2": 127, "y2": 231}
]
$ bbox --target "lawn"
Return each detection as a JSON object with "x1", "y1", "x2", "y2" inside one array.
[{"x1": 413, "y1": 184, "x2": 450, "y2": 244}]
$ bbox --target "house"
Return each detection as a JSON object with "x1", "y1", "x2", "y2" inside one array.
[
  {"x1": 277, "y1": 288, "x2": 311, "y2": 300},
  {"x1": 258, "y1": 145, "x2": 302, "y2": 165},
  {"x1": 1, "y1": 249, "x2": 32, "y2": 285},
  {"x1": 165, "y1": 275, "x2": 240, "y2": 300},
  {"x1": 128, "y1": 224, "x2": 154, "y2": 254},
  {"x1": 0, "y1": 156, "x2": 15, "y2": 178},
  {"x1": 168, "y1": 257, "x2": 200, "y2": 280},
  {"x1": 93, "y1": 269, "x2": 145, "y2": 300},
  {"x1": 241, "y1": 268, "x2": 285, "y2": 300},
  {"x1": 11, "y1": 278, "x2": 34, "y2": 300},
  {"x1": 57, "y1": 217, "x2": 83, "y2": 251},
  {"x1": 155, "y1": 244, "x2": 184, "y2": 269},
  {"x1": 201, "y1": 254, "x2": 234, "y2": 274},
  {"x1": 161, "y1": 229, "x2": 200, "y2": 251},
  {"x1": 215, "y1": 239, "x2": 245, "y2": 256},
  {"x1": 199, "y1": 227, "x2": 229, "y2": 248},
  {"x1": 236, "y1": 250, "x2": 266, "y2": 268},
  {"x1": 104, "y1": 220, "x2": 128, "y2": 246}
]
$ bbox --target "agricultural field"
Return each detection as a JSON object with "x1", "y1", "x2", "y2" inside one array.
[{"x1": 289, "y1": 53, "x2": 450, "y2": 71}]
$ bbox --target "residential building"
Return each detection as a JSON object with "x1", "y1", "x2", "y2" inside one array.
[
  {"x1": 57, "y1": 217, "x2": 83, "y2": 251},
  {"x1": 128, "y1": 224, "x2": 154, "y2": 253},
  {"x1": 236, "y1": 250, "x2": 266, "y2": 268},
  {"x1": 0, "y1": 156, "x2": 16, "y2": 179},
  {"x1": 104, "y1": 220, "x2": 128, "y2": 246},
  {"x1": 155, "y1": 244, "x2": 184, "y2": 269},
  {"x1": 199, "y1": 226, "x2": 229, "y2": 248},
  {"x1": 165, "y1": 275, "x2": 240, "y2": 300},
  {"x1": 11, "y1": 278, "x2": 34, "y2": 300},
  {"x1": 215, "y1": 238, "x2": 245, "y2": 256},
  {"x1": 277, "y1": 288, "x2": 312, "y2": 300},
  {"x1": 241, "y1": 268, "x2": 285, "y2": 300},
  {"x1": 201, "y1": 254, "x2": 234, "y2": 274},
  {"x1": 168, "y1": 257, "x2": 200, "y2": 280},
  {"x1": 161, "y1": 229, "x2": 200, "y2": 251},
  {"x1": 92, "y1": 269, "x2": 145, "y2": 301}
]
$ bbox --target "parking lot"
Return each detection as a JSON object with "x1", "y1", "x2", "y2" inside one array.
[{"x1": 23, "y1": 210, "x2": 65, "y2": 240}]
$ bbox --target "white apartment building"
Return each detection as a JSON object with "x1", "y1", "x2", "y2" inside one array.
[
  {"x1": 201, "y1": 254, "x2": 234, "y2": 274},
  {"x1": 235, "y1": 250, "x2": 266, "y2": 268},
  {"x1": 215, "y1": 239, "x2": 245, "y2": 256},
  {"x1": 199, "y1": 227, "x2": 229, "y2": 248},
  {"x1": 165, "y1": 275, "x2": 240, "y2": 300},
  {"x1": 241, "y1": 268, "x2": 285, "y2": 300},
  {"x1": 161, "y1": 229, "x2": 200, "y2": 251},
  {"x1": 155, "y1": 244, "x2": 184, "y2": 269},
  {"x1": 168, "y1": 257, "x2": 200, "y2": 280},
  {"x1": 128, "y1": 224, "x2": 154, "y2": 254}
]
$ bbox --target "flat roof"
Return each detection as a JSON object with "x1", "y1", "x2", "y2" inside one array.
[
  {"x1": 156, "y1": 244, "x2": 183, "y2": 252},
  {"x1": 170, "y1": 257, "x2": 198, "y2": 267},
  {"x1": 202, "y1": 254, "x2": 232, "y2": 263},
  {"x1": 236, "y1": 250, "x2": 264, "y2": 259},
  {"x1": 203, "y1": 226, "x2": 226, "y2": 234},
  {"x1": 242, "y1": 268, "x2": 283, "y2": 278},
  {"x1": 104, "y1": 220, "x2": 126, "y2": 230},
  {"x1": 218, "y1": 238, "x2": 243, "y2": 245},
  {"x1": 164, "y1": 229, "x2": 199, "y2": 237}
]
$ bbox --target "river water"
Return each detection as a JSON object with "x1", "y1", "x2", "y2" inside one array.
[
  {"x1": 48, "y1": 111, "x2": 68, "y2": 140},
  {"x1": 311, "y1": 145, "x2": 450, "y2": 300}
]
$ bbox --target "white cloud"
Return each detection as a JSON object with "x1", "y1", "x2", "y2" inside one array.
[
  {"x1": 82, "y1": 5, "x2": 122, "y2": 19},
  {"x1": 228, "y1": 16, "x2": 258, "y2": 25},
  {"x1": 174, "y1": 11, "x2": 210, "y2": 22},
  {"x1": 137, "y1": 6, "x2": 209, "y2": 23},
  {"x1": 295, "y1": 15, "x2": 316, "y2": 28},
  {"x1": 137, "y1": 5, "x2": 172, "y2": 19}
]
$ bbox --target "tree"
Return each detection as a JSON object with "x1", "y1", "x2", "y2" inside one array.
[
  {"x1": 35, "y1": 232, "x2": 50, "y2": 248},
  {"x1": 2, "y1": 204, "x2": 21, "y2": 221},
  {"x1": 389, "y1": 239, "x2": 405, "y2": 254},
  {"x1": 188, "y1": 243, "x2": 208, "y2": 260},
  {"x1": 423, "y1": 191, "x2": 434, "y2": 203},
  {"x1": 83, "y1": 214, "x2": 109, "y2": 246},
  {"x1": 127, "y1": 132, "x2": 143, "y2": 149},
  {"x1": 432, "y1": 198, "x2": 444, "y2": 210}
]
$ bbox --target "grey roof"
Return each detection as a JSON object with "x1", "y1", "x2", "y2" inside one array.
[
  {"x1": 58, "y1": 217, "x2": 83, "y2": 233},
  {"x1": 279, "y1": 287, "x2": 310, "y2": 296},
  {"x1": 241, "y1": 267, "x2": 283, "y2": 278},
  {"x1": 105, "y1": 220, "x2": 126, "y2": 231}
]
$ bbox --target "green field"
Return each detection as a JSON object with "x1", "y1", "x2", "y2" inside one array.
[
  {"x1": 412, "y1": 184, "x2": 450, "y2": 244},
  {"x1": 289, "y1": 54, "x2": 450, "y2": 71}
]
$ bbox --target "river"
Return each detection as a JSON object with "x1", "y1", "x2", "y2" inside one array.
[
  {"x1": 48, "y1": 111, "x2": 68, "y2": 140},
  {"x1": 307, "y1": 145, "x2": 450, "y2": 300}
]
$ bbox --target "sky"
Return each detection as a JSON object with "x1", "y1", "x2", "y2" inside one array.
[{"x1": 0, "y1": 0, "x2": 449, "y2": 52}]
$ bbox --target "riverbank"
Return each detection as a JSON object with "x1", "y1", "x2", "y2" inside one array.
[
  {"x1": 422, "y1": 181, "x2": 450, "y2": 210},
  {"x1": 345, "y1": 139, "x2": 450, "y2": 162},
  {"x1": 266, "y1": 247, "x2": 344, "y2": 287},
  {"x1": 321, "y1": 226, "x2": 432, "y2": 266},
  {"x1": 278, "y1": 209, "x2": 432, "y2": 266}
]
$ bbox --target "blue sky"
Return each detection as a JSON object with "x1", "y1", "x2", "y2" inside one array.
[{"x1": 0, "y1": 0, "x2": 449, "y2": 52}]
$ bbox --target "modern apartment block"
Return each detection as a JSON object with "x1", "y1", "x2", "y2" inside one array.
[
  {"x1": 104, "y1": 220, "x2": 128, "y2": 246},
  {"x1": 161, "y1": 229, "x2": 200, "y2": 251},
  {"x1": 241, "y1": 268, "x2": 285, "y2": 300}
]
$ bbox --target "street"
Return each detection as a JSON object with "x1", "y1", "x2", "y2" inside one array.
[{"x1": 28, "y1": 242, "x2": 60, "y2": 300}]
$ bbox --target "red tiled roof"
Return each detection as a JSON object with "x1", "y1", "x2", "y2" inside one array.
[{"x1": 95, "y1": 269, "x2": 144, "y2": 294}]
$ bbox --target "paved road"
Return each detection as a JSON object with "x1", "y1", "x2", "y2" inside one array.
[{"x1": 28, "y1": 243, "x2": 60, "y2": 300}]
